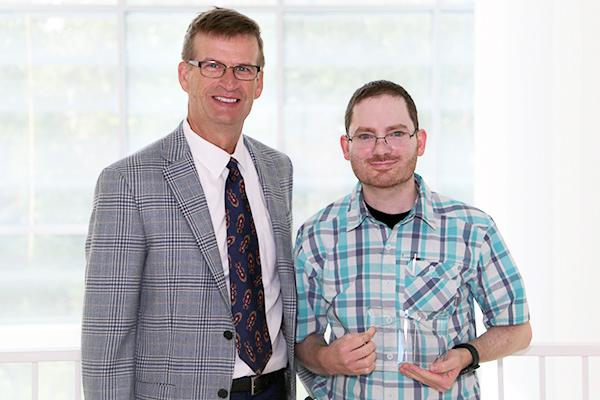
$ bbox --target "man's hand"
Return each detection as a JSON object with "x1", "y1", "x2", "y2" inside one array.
[
  {"x1": 398, "y1": 348, "x2": 471, "y2": 392},
  {"x1": 318, "y1": 326, "x2": 377, "y2": 376}
]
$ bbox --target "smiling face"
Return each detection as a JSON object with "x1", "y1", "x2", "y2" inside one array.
[
  {"x1": 178, "y1": 33, "x2": 263, "y2": 148},
  {"x1": 341, "y1": 94, "x2": 427, "y2": 191}
]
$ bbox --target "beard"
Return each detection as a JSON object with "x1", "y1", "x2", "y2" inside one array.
[{"x1": 349, "y1": 152, "x2": 417, "y2": 189}]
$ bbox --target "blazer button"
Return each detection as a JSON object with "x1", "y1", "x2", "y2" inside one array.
[
  {"x1": 223, "y1": 330, "x2": 233, "y2": 340},
  {"x1": 218, "y1": 388, "x2": 228, "y2": 398}
]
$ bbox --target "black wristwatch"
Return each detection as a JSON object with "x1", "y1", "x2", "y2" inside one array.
[{"x1": 452, "y1": 343, "x2": 480, "y2": 375}]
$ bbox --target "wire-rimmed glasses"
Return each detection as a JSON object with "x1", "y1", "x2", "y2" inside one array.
[{"x1": 346, "y1": 129, "x2": 418, "y2": 150}]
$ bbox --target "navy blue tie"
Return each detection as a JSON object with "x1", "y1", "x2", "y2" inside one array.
[{"x1": 225, "y1": 158, "x2": 272, "y2": 374}]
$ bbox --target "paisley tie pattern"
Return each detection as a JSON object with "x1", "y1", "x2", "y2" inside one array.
[{"x1": 225, "y1": 158, "x2": 272, "y2": 374}]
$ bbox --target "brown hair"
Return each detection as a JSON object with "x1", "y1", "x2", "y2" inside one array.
[
  {"x1": 181, "y1": 7, "x2": 265, "y2": 67},
  {"x1": 344, "y1": 80, "x2": 419, "y2": 133}
]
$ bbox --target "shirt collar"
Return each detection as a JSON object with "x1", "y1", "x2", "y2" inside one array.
[
  {"x1": 182, "y1": 118, "x2": 250, "y2": 178},
  {"x1": 412, "y1": 173, "x2": 437, "y2": 230},
  {"x1": 346, "y1": 173, "x2": 438, "y2": 232}
]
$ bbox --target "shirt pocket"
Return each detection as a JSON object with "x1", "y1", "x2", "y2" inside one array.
[
  {"x1": 400, "y1": 258, "x2": 462, "y2": 367},
  {"x1": 402, "y1": 258, "x2": 461, "y2": 314}
]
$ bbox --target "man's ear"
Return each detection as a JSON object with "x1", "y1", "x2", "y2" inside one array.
[
  {"x1": 254, "y1": 71, "x2": 264, "y2": 99},
  {"x1": 340, "y1": 134, "x2": 351, "y2": 160},
  {"x1": 416, "y1": 129, "x2": 427, "y2": 156},
  {"x1": 178, "y1": 61, "x2": 191, "y2": 92}
]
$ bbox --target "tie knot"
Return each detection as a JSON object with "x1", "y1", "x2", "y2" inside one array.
[
  {"x1": 227, "y1": 158, "x2": 239, "y2": 172},
  {"x1": 226, "y1": 158, "x2": 241, "y2": 181}
]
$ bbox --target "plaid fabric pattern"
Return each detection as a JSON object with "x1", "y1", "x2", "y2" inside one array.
[
  {"x1": 295, "y1": 174, "x2": 529, "y2": 400},
  {"x1": 82, "y1": 123, "x2": 296, "y2": 399}
]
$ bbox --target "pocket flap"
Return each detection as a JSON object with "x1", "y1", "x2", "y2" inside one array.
[
  {"x1": 408, "y1": 259, "x2": 461, "y2": 280},
  {"x1": 402, "y1": 259, "x2": 461, "y2": 313}
]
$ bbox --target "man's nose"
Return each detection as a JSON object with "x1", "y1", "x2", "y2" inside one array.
[
  {"x1": 372, "y1": 137, "x2": 391, "y2": 155},
  {"x1": 220, "y1": 67, "x2": 238, "y2": 88}
]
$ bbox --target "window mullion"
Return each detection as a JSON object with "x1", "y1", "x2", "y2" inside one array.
[{"x1": 117, "y1": 0, "x2": 129, "y2": 158}]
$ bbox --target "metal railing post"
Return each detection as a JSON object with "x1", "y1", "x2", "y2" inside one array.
[
  {"x1": 1, "y1": 345, "x2": 600, "y2": 399},
  {"x1": 497, "y1": 358, "x2": 504, "y2": 400},
  {"x1": 31, "y1": 361, "x2": 39, "y2": 400},
  {"x1": 582, "y1": 356, "x2": 589, "y2": 400}
]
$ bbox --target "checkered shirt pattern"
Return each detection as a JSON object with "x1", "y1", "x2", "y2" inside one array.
[{"x1": 295, "y1": 174, "x2": 530, "y2": 400}]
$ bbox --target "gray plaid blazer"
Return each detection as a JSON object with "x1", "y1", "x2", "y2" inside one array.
[{"x1": 82, "y1": 123, "x2": 296, "y2": 399}]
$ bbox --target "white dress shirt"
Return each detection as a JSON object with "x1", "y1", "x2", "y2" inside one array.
[{"x1": 182, "y1": 119, "x2": 286, "y2": 378}]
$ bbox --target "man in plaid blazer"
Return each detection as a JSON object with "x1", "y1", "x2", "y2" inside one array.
[{"x1": 82, "y1": 8, "x2": 296, "y2": 400}]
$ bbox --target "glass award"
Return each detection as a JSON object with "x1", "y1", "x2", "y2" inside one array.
[{"x1": 367, "y1": 307, "x2": 449, "y2": 371}]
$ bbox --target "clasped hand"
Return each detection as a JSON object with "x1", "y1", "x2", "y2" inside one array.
[{"x1": 322, "y1": 329, "x2": 468, "y2": 393}]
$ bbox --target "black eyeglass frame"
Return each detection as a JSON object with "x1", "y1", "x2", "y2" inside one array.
[{"x1": 187, "y1": 59, "x2": 261, "y2": 81}]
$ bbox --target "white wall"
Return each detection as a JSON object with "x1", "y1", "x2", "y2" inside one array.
[{"x1": 474, "y1": 0, "x2": 600, "y2": 397}]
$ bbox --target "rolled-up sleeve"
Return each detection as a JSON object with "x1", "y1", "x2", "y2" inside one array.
[
  {"x1": 474, "y1": 221, "x2": 530, "y2": 328},
  {"x1": 294, "y1": 225, "x2": 328, "y2": 343}
]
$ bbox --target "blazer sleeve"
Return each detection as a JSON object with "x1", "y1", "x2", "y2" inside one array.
[{"x1": 81, "y1": 166, "x2": 146, "y2": 399}]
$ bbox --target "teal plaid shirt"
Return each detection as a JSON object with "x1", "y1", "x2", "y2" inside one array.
[{"x1": 295, "y1": 174, "x2": 530, "y2": 400}]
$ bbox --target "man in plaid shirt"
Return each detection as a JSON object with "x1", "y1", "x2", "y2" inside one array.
[{"x1": 295, "y1": 80, "x2": 531, "y2": 399}]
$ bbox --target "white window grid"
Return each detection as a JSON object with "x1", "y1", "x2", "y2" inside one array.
[{"x1": 0, "y1": 0, "x2": 473, "y2": 241}]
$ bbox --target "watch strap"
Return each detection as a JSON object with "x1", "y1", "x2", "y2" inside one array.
[{"x1": 452, "y1": 343, "x2": 480, "y2": 375}]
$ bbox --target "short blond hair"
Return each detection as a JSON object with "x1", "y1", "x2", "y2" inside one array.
[{"x1": 181, "y1": 7, "x2": 265, "y2": 67}]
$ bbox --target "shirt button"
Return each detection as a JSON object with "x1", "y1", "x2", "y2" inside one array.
[
  {"x1": 218, "y1": 388, "x2": 228, "y2": 398},
  {"x1": 385, "y1": 244, "x2": 392, "y2": 251},
  {"x1": 223, "y1": 330, "x2": 233, "y2": 340},
  {"x1": 386, "y1": 353, "x2": 394, "y2": 360}
]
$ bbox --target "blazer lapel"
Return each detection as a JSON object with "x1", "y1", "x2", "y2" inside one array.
[
  {"x1": 244, "y1": 138, "x2": 286, "y2": 235},
  {"x1": 162, "y1": 125, "x2": 230, "y2": 306},
  {"x1": 245, "y1": 138, "x2": 296, "y2": 318}
]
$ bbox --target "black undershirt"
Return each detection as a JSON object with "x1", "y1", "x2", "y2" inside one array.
[{"x1": 365, "y1": 202, "x2": 410, "y2": 229}]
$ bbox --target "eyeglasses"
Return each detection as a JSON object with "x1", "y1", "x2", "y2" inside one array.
[
  {"x1": 346, "y1": 129, "x2": 418, "y2": 150},
  {"x1": 187, "y1": 60, "x2": 261, "y2": 81}
]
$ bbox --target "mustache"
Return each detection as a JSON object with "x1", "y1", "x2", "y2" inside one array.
[{"x1": 366, "y1": 155, "x2": 399, "y2": 162}]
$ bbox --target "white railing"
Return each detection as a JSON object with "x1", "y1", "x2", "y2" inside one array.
[
  {"x1": 0, "y1": 344, "x2": 599, "y2": 400},
  {"x1": 0, "y1": 347, "x2": 81, "y2": 400},
  {"x1": 498, "y1": 343, "x2": 600, "y2": 400}
]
